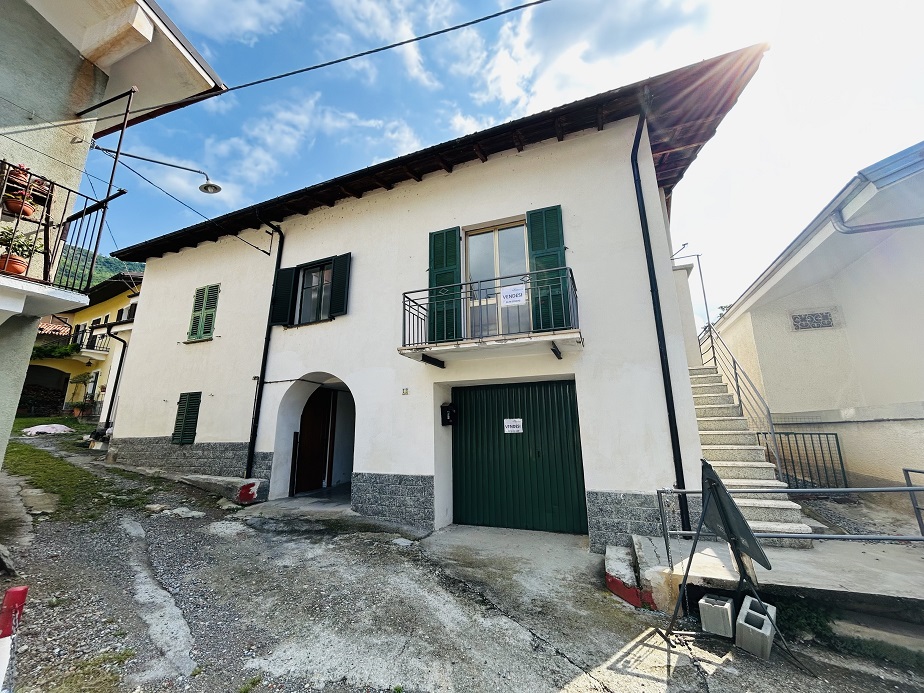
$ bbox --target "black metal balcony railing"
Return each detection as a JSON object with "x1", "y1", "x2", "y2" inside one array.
[
  {"x1": 70, "y1": 328, "x2": 110, "y2": 353},
  {"x1": 402, "y1": 267, "x2": 579, "y2": 348},
  {"x1": 0, "y1": 160, "x2": 122, "y2": 293}
]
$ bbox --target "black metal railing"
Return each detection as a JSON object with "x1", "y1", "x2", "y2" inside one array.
[
  {"x1": 70, "y1": 328, "x2": 110, "y2": 353},
  {"x1": 402, "y1": 267, "x2": 579, "y2": 347},
  {"x1": 1, "y1": 160, "x2": 122, "y2": 293},
  {"x1": 758, "y1": 431, "x2": 848, "y2": 489},
  {"x1": 699, "y1": 323, "x2": 782, "y2": 478}
]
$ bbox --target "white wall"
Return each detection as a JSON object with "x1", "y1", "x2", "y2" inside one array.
[
  {"x1": 673, "y1": 264, "x2": 703, "y2": 367},
  {"x1": 114, "y1": 228, "x2": 275, "y2": 442},
  {"x1": 118, "y1": 117, "x2": 703, "y2": 513}
]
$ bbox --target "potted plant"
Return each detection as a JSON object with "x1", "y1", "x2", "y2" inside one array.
[
  {"x1": 3, "y1": 189, "x2": 36, "y2": 217},
  {"x1": 0, "y1": 224, "x2": 42, "y2": 275},
  {"x1": 7, "y1": 164, "x2": 30, "y2": 187},
  {"x1": 66, "y1": 400, "x2": 94, "y2": 418}
]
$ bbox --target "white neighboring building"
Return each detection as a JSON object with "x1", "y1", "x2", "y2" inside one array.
[
  {"x1": 110, "y1": 47, "x2": 767, "y2": 552},
  {"x1": 716, "y1": 141, "x2": 924, "y2": 492}
]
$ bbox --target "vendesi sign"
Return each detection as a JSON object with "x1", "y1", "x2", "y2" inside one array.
[
  {"x1": 500, "y1": 284, "x2": 527, "y2": 307},
  {"x1": 503, "y1": 418, "x2": 523, "y2": 433}
]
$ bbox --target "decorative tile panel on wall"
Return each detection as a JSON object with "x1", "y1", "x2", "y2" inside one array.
[{"x1": 790, "y1": 310, "x2": 835, "y2": 331}]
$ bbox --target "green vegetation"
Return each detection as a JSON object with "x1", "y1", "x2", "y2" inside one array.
[
  {"x1": 239, "y1": 676, "x2": 262, "y2": 692},
  {"x1": 31, "y1": 342, "x2": 80, "y2": 360},
  {"x1": 45, "y1": 649, "x2": 136, "y2": 693},
  {"x1": 54, "y1": 244, "x2": 144, "y2": 289},
  {"x1": 3, "y1": 441, "x2": 154, "y2": 519}
]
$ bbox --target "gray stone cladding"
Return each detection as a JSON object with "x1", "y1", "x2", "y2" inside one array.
[
  {"x1": 109, "y1": 437, "x2": 273, "y2": 481},
  {"x1": 586, "y1": 490, "x2": 703, "y2": 553},
  {"x1": 351, "y1": 472, "x2": 434, "y2": 529},
  {"x1": 586, "y1": 491, "x2": 662, "y2": 553}
]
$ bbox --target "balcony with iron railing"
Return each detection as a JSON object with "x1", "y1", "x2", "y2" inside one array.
[
  {"x1": 399, "y1": 267, "x2": 583, "y2": 366},
  {"x1": 0, "y1": 160, "x2": 122, "y2": 293}
]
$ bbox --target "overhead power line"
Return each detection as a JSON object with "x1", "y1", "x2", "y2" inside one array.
[{"x1": 84, "y1": 0, "x2": 552, "y2": 128}]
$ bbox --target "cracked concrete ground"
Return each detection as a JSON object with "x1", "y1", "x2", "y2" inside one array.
[{"x1": 2, "y1": 440, "x2": 922, "y2": 692}]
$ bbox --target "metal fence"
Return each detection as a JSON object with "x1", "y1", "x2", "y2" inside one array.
[
  {"x1": 402, "y1": 266, "x2": 579, "y2": 347},
  {"x1": 757, "y1": 431, "x2": 848, "y2": 489},
  {"x1": 1, "y1": 160, "x2": 123, "y2": 293},
  {"x1": 905, "y1": 468, "x2": 924, "y2": 537}
]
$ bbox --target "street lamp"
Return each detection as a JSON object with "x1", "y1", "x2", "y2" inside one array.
[{"x1": 91, "y1": 144, "x2": 222, "y2": 194}]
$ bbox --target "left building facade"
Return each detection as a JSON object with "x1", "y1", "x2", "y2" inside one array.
[{"x1": 0, "y1": 0, "x2": 222, "y2": 464}]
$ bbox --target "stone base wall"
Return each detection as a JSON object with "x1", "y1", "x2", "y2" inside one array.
[
  {"x1": 109, "y1": 437, "x2": 273, "y2": 481},
  {"x1": 586, "y1": 491, "x2": 662, "y2": 553},
  {"x1": 351, "y1": 472, "x2": 434, "y2": 528}
]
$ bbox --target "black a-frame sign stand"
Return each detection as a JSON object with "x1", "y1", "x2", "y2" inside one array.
[{"x1": 656, "y1": 462, "x2": 815, "y2": 677}]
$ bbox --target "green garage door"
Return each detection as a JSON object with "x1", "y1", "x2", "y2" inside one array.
[{"x1": 452, "y1": 380, "x2": 587, "y2": 534}]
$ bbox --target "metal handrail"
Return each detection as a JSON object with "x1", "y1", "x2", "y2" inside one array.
[
  {"x1": 656, "y1": 485, "x2": 924, "y2": 567},
  {"x1": 402, "y1": 266, "x2": 579, "y2": 347},
  {"x1": 699, "y1": 324, "x2": 782, "y2": 479},
  {"x1": 904, "y1": 468, "x2": 924, "y2": 537}
]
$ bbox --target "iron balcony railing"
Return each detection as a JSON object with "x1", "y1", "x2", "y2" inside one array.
[
  {"x1": 0, "y1": 160, "x2": 123, "y2": 293},
  {"x1": 402, "y1": 266, "x2": 579, "y2": 347},
  {"x1": 699, "y1": 323, "x2": 782, "y2": 479}
]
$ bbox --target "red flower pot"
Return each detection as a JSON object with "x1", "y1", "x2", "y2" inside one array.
[
  {"x1": 0, "y1": 254, "x2": 28, "y2": 275},
  {"x1": 4, "y1": 199, "x2": 35, "y2": 217}
]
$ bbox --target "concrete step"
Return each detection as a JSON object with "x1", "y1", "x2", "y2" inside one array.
[
  {"x1": 696, "y1": 416, "x2": 750, "y2": 431},
  {"x1": 690, "y1": 383, "x2": 730, "y2": 395},
  {"x1": 693, "y1": 393, "x2": 735, "y2": 406},
  {"x1": 699, "y1": 430, "x2": 759, "y2": 446},
  {"x1": 695, "y1": 403, "x2": 743, "y2": 418},
  {"x1": 722, "y1": 478, "x2": 789, "y2": 499},
  {"x1": 708, "y1": 460, "x2": 778, "y2": 480},
  {"x1": 831, "y1": 611, "x2": 924, "y2": 661},
  {"x1": 690, "y1": 374, "x2": 724, "y2": 385},
  {"x1": 748, "y1": 520, "x2": 813, "y2": 548},
  {"x1": 689, "y1": 366, "x2": 718, "y2": 376},
  {"x1": 701, "y1": 444, "x2": 767, "y2": 462},
  {"x1": 734, "y1": 498, "x2": 804, "y2": 524}
]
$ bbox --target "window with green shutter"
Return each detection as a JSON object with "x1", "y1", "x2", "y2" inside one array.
[
  {"x1": 171, "y1": 391, "x2": 201, "y2": 445},
  {"x1": 270, "y1": 254, "x2": 352, "y2": 326},
  {"x1": 187, "y1": 284, "x2": 220, "y2": 341}
]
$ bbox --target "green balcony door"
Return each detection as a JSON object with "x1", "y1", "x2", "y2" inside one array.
[{"x1": 452, "y1": 380, "x2": 587, "y2": 534}]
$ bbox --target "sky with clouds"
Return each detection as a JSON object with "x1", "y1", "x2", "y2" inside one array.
[{"x1": 84, "y1": 0, "x2": 923, "y2": 322}]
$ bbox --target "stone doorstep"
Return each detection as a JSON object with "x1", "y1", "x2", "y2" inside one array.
[{"x1": 604, "y1": 545, "x2": 657, "y2": 609}]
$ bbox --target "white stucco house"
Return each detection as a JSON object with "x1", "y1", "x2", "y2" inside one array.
[
  {"x1": 109, "y1": 46, "x2": 768, "y2": 552},
  {"x1": 0, "y1": 0, "x2": 222, "y2": 465},
  {"x1": 716, "y1": 141, "x2": 924, "y2": 493}
]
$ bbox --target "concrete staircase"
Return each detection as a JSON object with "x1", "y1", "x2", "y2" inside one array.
[{"x1": 690, "y1": 366, "x2": 812, "y2": 548}]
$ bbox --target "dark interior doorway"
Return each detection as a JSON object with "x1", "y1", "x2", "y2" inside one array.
[{"x1": 291, "y1": 387, "x2": 355, "y2": 496}]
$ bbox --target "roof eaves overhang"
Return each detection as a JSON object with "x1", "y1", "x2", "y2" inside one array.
[{"x1": 113, "y1": 43, "x2": 768, "y2": 262}]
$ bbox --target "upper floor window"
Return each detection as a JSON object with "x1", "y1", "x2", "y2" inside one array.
[
  {"x1": 187, "y1": 284, "x2": 220, "y2": 341},
  {"x1": 270, "y1": 253, "x2": 352, "y2": 327}
]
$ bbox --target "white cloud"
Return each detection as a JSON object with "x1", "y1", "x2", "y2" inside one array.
[
  {"x1": 161, "y1": 0, "x2": 304, "y2": 45},
  {"x1": 200, "y1": 92, "x2": 239, "y2": 115},
  {"x1": 328, "y1": 0, "x2": 441, "y2": 88},
  {"x1": 448, "y1": 111, "x2": 496, "y2": 137}
]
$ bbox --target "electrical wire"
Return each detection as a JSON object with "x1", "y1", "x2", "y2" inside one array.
[
  {"x1": 95, "y1": 150, "x2": 270, "y2": 255},
  {"x1": 80, "y1": 0, "x2": 552, "y2": 128},
  {"x1": 0, "y1": 131, "x2": 112, "y2": 186}
]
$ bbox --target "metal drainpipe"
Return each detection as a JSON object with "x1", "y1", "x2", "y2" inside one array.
[
  {"x1": 102, "y1": 324, "x2": 128, "y2": 431},
  {"x1": 630, "y1": 108, "x2": 691, "y2": 532},
  {"x1": 246, "y1": 222, "x2": 285, "y2": 478}
]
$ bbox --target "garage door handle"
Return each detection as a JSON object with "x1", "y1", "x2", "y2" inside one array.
[{"x1": 536, "y1": 449, "x2": 541, "y2": 458}]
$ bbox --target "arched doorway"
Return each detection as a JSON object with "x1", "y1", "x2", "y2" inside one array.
[
  {"x1": 284, "y1": 375, "x2": 355, "y2": 498},
  {"x1": 18, "y1": 365, "x2": 70, "y2": 415}
]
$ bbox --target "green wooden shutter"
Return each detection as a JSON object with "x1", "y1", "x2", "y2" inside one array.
[
  {"x1": 428, "y1": 227, "x2": 461, "y2": 342},
  {"x1": 269, "y1": 267, "x2": 298, "y2": 325},
  {"x1": 188, "y1": 287, "x2": 205, "y2": 340},
  {"x1": 527, "y1": 206, "x2": 570, "y2": 331},
  {"x1": 328, "y1": 253, "x2": 352, "y2": 317},
  {"x1": 201, "y1": 284, "x2": 219, "y2": 338},
  {"x1": 171, "y1": 391, "x2": 201, "y2": 445}
]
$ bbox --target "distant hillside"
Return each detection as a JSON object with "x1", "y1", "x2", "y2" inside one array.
[{"x1": 54, "y1": 245, "x2": 144, "y2": 288}]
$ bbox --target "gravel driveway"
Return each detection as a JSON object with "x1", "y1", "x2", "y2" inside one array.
[{"x1": 1, "y1": 439, "x2": 921, "y2": 692}]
